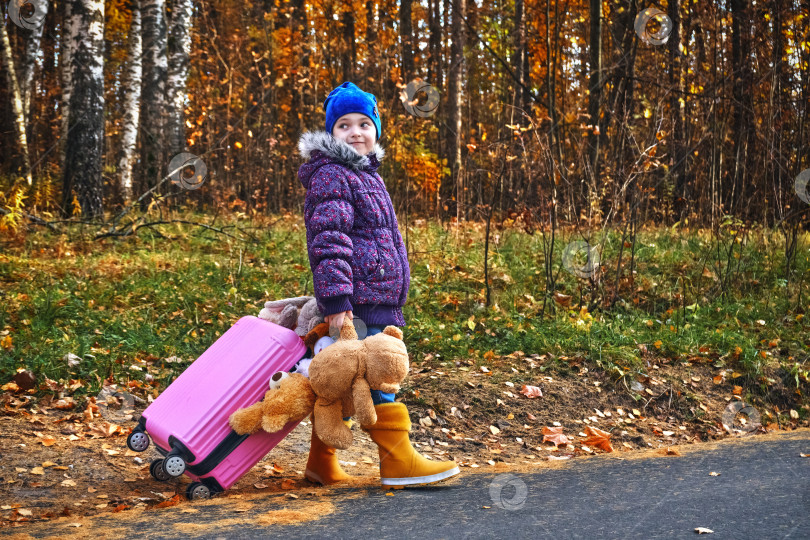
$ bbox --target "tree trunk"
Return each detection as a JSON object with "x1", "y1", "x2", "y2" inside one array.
[
  {"x1": 20, "y1": 1, "x2": 49, "y2": 129},
  {"x1": 586, "y1": 0, "x2": 602, "y2": 216},
  {"x1": 60, "y1": 0, "x2": 80, "y2": 169},
  {"x1": 512, "y1": 0, "x2": 529, "y2": 122},
  {"x1": 669, "y1": 0, "x2": 687, "y2": 221},
  {"x1": 289, "y1": 0, "x2": 308, "y2": 138},
  {"x1": 400, "y1": 0, "x2": 414, "y2": 82},
  {"x1": 139, "y1": 0, "x2": 168, "y2": 202},
  {"x1": 341, "y1": 3, "x2": 356, "y2": 82},
  {"x1": 118, "y1": 0, "x2": 142, "y2": 202},
  {"x1": 442, "y1": 0, "x2": 465, "y2": 221},
  {"x1": 0, "y1": 21, "x2": 34, "y2": 185},
  {"x1": 166, "y1": 0, "x2": 194, "y2": 158},
  {"x1": 61, "y1": 0, "x2": 106, "y2": 219},
  {"x1": 427, "y1": 0, "x2": 441, "y2": 88},
  {"x1": 365, "y1": 0, "x2": 378, "y2": 85},
  {"x1": 729, "y1": 0, "x2": 753, "y2": 217}
]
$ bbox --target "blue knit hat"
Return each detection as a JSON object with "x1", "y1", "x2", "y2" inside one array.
[{"x1": 324, "y1": 82, "x2": 381, "y2": 140}]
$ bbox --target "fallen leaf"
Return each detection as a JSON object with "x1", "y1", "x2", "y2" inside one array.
[
  {"x1": 53, "y1": 397, "x2": 76, "y2": 410},
  {"x1": 542, "y1": 426, "x2": 570, "y2": 447},
  {"x1": 37, "y1": 434, "x2": 58, "y2": 447},
  {"x1": 154, "y1": 495, "x2": 181, "y2": 508},
  {"x1": 18, "y1": 509, "x2": 33, "y2": 517},
  {"x1": 732, "y1": 386, "x2": 743, "y2": 395},
  {"x1": 799, "y1": 453, "x2": 809, "y2": 458},
  {"x1": 87, "y1": 422, "x2": 123, "y2": 438},
  {"x1": 582, "y1": 426, "x2": 613, "y2": 452},
  {"x1": 553, "y1": 292, "x2": 572, "y2": 308},
  {"x1": 254, "y1": 483, "x2": 268, "y2": 489},
  {"x1": 695, "y1": 527, "x2": 714, "y2": 534},
  {"x1": 789, "y1": 410, "x2": 799, "y2": 419},
  {"x1": 709, "y1": 472, "x2": 721, "y2": 476},
  {"x1": 280, "y1": 478, "x2": 296, "y2": 490},
  {"x1": 520, "y1": 385, "x2": 543, "y2": 398},
  {"x1": 61, "y1": 479, "x2": 77, "y2": 487},
  {"x1": 30, "y1": 467, "x2": 45, "y2": 475},
  {"x1": 489, "y1": 425, "x2": 501, "y2": 435}
]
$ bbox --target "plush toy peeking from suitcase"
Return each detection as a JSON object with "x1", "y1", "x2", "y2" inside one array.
[
  {"x1": 229, "y1": 316, "x2": 409, "y2": 450},
  {"x1": 126, "y1": 315, "x2": 309, "y2": 500}
]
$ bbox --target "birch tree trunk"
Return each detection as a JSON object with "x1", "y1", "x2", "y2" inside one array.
[
  {"x1": 166, "y1": 0, "x2": 193, "y2": 158},
  {"x1": 118, "y1": 0, "x2": 142, "y2": 201},
  {"x1": 0, "y1": 21, "x2": 34, "y2": 185},
  {"x1": 61, "y1": 0, "x2": 106, "y2": 218},
  {"x1": 139, "y1": 0, "x2": 168, "y2": 200},
  {"x1": 20, "y1": 0, "x2": 49, "y2": 129}
]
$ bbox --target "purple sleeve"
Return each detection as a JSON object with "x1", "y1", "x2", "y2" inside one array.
[{"x1": 305, "y1": 165, "x2": 355, "y2": 316}]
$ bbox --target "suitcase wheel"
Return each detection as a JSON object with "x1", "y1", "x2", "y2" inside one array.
[
  {"x1": 162, "y1": 454, "x2": 186, "y2": 477},
  {"x1": 186, "y1": 482, "x2": 211, "y2": 500},
  {"x1": 127, "y1": 430, "x2": 150, "y2": 452},
  {"x1": 150, "y1": 459, "x2": 171, "y2": 482}
]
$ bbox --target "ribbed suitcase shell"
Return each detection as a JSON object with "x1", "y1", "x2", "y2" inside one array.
[{"x1": 140, "y1": 315, "x2": 306, "y2": 491}]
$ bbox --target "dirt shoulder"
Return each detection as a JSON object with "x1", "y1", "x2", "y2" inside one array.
[{"x1": 1, "y1": 354, "x2": 808, "y2": 531}]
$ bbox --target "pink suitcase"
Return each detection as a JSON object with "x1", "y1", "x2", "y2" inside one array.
[{"x1": 126, "y1": 315, "x2": 307, "y2": 499}]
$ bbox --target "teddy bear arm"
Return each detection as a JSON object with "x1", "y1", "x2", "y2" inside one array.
[
  {"x1": 229, "y1": 402, "x2": 264, "y2": 435},
  {"x1": 313, "y1": 398, "x2": 353, "y2": 450},
  {"x1": 351, "y1": 378, "x2": 377, "y2": 427}
]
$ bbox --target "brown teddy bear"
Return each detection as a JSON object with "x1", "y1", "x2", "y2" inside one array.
[
  {"x1": 228, "y1": 371, "x2": 317, "y2": 435},
  {"x1": 228, "y1": 317, "x2": 409, "y2": 450},
  {"x1": 308, "y1": 317, "x2": 409, "y2": 450}
]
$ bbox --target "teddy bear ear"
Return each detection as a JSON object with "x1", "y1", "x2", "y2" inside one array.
[
  {"x1": 304, "y1": 322, "x2": 330, "y2": 351},
  {"x1": 339, "y1": 316, "x2": 358, "y2": 341},
  {"x1": 382, "y1": 326, "x2": 403, "y2": 341}
]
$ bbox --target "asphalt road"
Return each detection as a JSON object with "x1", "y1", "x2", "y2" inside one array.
[{"x1": 6, "y1": 430, "x2": 809, "y2": 539}]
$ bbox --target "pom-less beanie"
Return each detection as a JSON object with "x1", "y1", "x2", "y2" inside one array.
[{"x1": 324, "y1": 81, "x2": 382, "y2": 139}]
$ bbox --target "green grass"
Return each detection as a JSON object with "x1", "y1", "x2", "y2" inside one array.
[{"x1": 0, "y1": 211, "x2": 808, "y2": 404}]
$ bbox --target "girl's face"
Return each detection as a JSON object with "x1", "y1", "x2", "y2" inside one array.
[{"x1": 332, "y1": 113, "x2": 376, "y2": 156}]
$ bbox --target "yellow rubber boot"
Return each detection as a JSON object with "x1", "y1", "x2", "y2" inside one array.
[
  {"x1": 304, "y1": 422, "x2": 352, "y2": 485},
  {"x1": 362, "y1": 402, "x2": 460, "y2": 486}
]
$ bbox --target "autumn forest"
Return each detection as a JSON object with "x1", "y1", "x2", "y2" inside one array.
[{"x1": 0, "y1": 0, "x2": 809, "y2": 231}]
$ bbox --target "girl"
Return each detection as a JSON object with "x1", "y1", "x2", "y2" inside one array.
[{"x1": 297, "y1": 81, "x2": 459, "y2": 487}]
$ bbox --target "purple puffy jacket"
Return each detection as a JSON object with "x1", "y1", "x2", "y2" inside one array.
[{"x1": 297, "y1": 131, "x2": 410, "y2": 327}]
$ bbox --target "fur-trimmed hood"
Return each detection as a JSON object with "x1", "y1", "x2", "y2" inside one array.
[{"x1": 297, "y1": 131, "x2": 384, "y2": 190}]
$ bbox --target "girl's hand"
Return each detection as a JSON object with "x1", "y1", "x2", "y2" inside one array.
[{"x1": 325, "y1": 310, "x2": 353, "y2": 336}]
